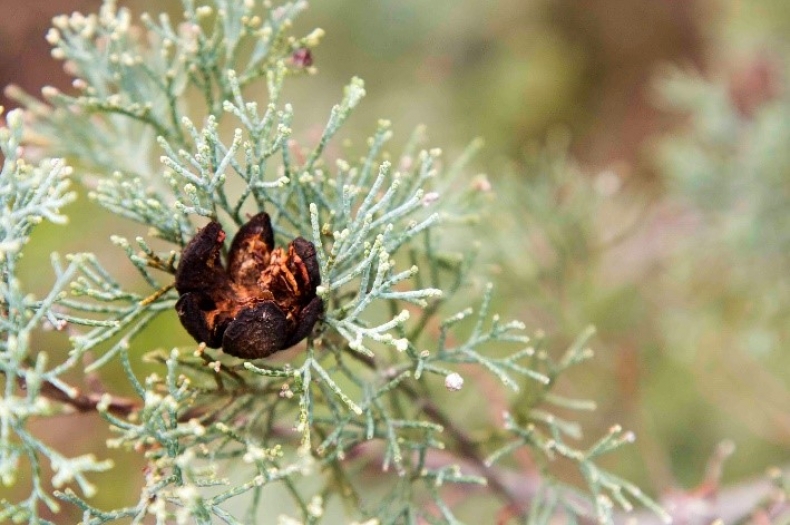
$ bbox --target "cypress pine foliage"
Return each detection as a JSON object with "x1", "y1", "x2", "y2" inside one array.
[{"x1": 0, "y1": 1, "x2": 666, "y2": 523}]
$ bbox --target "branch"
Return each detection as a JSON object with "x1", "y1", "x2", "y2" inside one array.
[
  {"x1": 344, "y1": 349, "x2": 525, "y2": 516},
  {"x1": 16, "y1": 375, "x2": 140, "y2": 417},
  {"x1": 349, "y1": 439, "x2": 789, "y2": 525},
  {"x1": 22, "y1": 359, "x2": 784, "y2": 524}
]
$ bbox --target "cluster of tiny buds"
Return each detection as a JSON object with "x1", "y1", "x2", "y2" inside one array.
[{"x1": 243, "y1": 444, "x2": 283, "y2": 464}]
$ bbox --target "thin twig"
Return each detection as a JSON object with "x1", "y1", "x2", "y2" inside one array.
[{"x1": 17, "y1": 376, "x2": 140, "y2": 416}]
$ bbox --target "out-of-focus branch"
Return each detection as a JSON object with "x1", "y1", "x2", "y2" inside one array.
[{"x1": 350, "y1": 432, "x2": 789, "y2": 525}]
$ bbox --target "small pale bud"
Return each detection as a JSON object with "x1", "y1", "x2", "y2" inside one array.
[
  {"x1": 472, "y1": 175, "x2": 492, "y2": 192},
  {"x1": 445, "y1": 372, "x2": 464, "y2": 392},
  {"x1": 41, "y1": 86, "x2": 60, "y2": 98},
  {"x1": 421, "y1": 192, "x2": 440, "y2": 206},
  {"x1": 593, "y1": 170, "x2": 622, "y2": 197},
  {"x1": 304, "y1": 28, "x2": 325, "y2": 47},
  {"x1": 45, "y1": 29, "x2": 61, "y2": 44}
]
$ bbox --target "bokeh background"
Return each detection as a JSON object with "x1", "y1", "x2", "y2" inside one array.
[{"x1": 3, "y1": 0, "x2": 790, "y2": 521}]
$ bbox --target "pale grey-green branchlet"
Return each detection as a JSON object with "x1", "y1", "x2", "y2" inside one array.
[{"x1": 1, "y1": 1, "x2": 668, "y2": 524}]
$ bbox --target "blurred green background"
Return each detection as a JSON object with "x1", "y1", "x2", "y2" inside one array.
[{"x1": 3, "y1": 0, "x2": 790, "y2": 521}]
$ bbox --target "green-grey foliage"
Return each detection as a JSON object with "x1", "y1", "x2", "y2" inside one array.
[
  {"x1": 656, "y1": 63, "x2": 790, "y2": 359},
  {"x1": 1, "y1": 1, "x2": 665, "y2": 523}
]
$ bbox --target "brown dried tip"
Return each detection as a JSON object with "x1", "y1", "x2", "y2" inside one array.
[{"x1": 175, "y1": 213, "x2": 323, "y2": 359}]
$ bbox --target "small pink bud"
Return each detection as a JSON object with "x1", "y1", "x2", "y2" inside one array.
[{"x1": 291, "y1": 48, "x2": 313, "y2": 68}]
